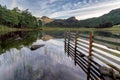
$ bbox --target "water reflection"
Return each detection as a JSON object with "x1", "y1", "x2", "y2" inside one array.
[
  {"x1": 0, "y1": 30, "x2": 119, "y2": 80},
  {"x1": 42, "y1": 30, "x2": 65, "y2": 38},
  {"x1": 0, "y1": 31, "x2": 42, "y2": 54},
  {"x1": 0, "y1": 39, "x2": 86, "y2": 80},
  {"x1": 94, "y1": 31, "x2": 120, "y2": 38}
]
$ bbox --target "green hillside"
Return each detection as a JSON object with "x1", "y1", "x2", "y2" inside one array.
[{"x1": 46, "y1": 8, "x2": 120, "y2": 28}]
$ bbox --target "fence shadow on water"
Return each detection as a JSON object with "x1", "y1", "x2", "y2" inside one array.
[{"x1": 64, "y1": 31, "x2": 120, "y2": 80}]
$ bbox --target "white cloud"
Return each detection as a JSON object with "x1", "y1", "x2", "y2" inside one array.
[
  {"x1": 83, "y1": 0, "x2": 87, "y2": 4},
  {"x1": 49, "y1": 0, "x2": 59, "y2": 3},
  {"x1": 62, "y1": 3, "x2": 73, "y2": 10},
  {"x1": 11, "y1": 0, "x2": 16, "y2": 8},
  {"x1": 88, "y1": 0, "x2": 93, "y2": 3},
  {"x1": 49, "y1": 0, "x2": 120, "y2": 20},
  {"x1": 0, "y1": 0, "x2": 120, "y2": 20}
]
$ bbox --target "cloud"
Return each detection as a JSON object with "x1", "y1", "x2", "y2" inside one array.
[
  {"x1": 11, "y1": 0, "x2": 17, "y2": 8},
  {"x1": 49, "y1": 0, "x2": 120, "y2": 20},
  {"x1": 0, "y1": 0, "x2": 12, "y2": 8},
  {"x1": 62, "y1": 3, "x2": 73, "y2": 10},
  {"x1": 0, "y1": 0, "x2": 120, "y2": 20}
]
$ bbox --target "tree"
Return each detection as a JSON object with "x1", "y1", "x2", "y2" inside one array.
[{"x1": 99, "y1": 22, "x2": 113, "y2": 28}]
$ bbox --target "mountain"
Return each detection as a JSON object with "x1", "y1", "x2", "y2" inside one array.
[
  {"x1": 46, "y1": 8, "x2": 120, "y2": 28},
  {"x1": 46, "y1": 16, "x2": 78, "y2": 27},
  {"x1": 37, "y1": 16, "x2": 54, "y2": 24},
  {"x1": 66, "y1": 17, "x2": 78, "y2": 21}
]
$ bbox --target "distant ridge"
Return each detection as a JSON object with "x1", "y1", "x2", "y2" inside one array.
[
  {"x1": 46, "y1": 8, "x2": 120, "y2": 28},
  {"x1": 37, "y1": 16, "x2": 54, "y2": 23}
]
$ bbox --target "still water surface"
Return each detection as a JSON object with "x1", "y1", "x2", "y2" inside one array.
[
  {"x1": 0, "y1": 31, "x2": 86, "y2": 80},
  {"x1": 0, "y1": 30, "x2": 120, "y2": 80}
]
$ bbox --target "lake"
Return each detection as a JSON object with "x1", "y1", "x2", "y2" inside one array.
[{"x1": 0, "y1": 30, "x2": 120, "y2": 80}]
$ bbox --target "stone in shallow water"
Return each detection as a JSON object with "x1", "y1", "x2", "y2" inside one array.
[
  {"x1": 42, "y1": 35, "x2": 53, "y2": 41},
  {"x1": 99, "y1": 66, "x2": 120, "y2": 80},
  {"x1": 31, "y1": 44, "x2": 45, "y2": 50},
  {"x1": 15, "y1": 37, "x2": 22, "y2": 41}
]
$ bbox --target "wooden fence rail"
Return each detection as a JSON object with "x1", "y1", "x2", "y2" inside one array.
[{"x1": 64, "y1": 31, "x2": 120, "y2": 80}]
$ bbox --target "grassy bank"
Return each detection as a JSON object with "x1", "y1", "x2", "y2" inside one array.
[
  {"x1": 0, "y1": 25, "x2": 41, "y2": 32},
  {"x1": 0, "y1": 25, "x2": 120, "y2": 32},
  {"x1": 42, "y1": 26, "x2": 120, "y2": 32},
  {"x1": 0, "y1": 25, "x2": 17, "y2": 31}
]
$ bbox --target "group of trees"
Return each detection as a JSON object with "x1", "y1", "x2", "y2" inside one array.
[{"x1": 0, "y1": 5, "x2": 42, "y2": 28}]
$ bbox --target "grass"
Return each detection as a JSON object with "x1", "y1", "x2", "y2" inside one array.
[
  {"x1": 0, "y1": 25, "x2": 17, "y2": 31},
  {"x1": 42, "y1": 27, "x2": 96, "y2": 31},
  {"x1": 42, "y1": 26, "x2": 120, "y2": 32},
  {"x1": 0, "y1": 25, "x2": 120, "y2": 33},
  {"x1": 0, "y1": 25, "x2": 41, "y2": 32},
  {"x1": 0, "y1": 25, "x2": 18, "y2": 35}
]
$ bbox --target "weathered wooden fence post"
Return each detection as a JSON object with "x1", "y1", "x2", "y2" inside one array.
[
  {"x1": 64, "y1": 31, "x2": 67, "y2": 53},
  {"x1": 67, "y1": 31, "x2": 70, "y2": 56},
  {"x1": 74, "y1": 31, "x2": 78, "y2": 66},
  {"x1": 87, "y1": 32, "x2": 93, "y2": 80}
]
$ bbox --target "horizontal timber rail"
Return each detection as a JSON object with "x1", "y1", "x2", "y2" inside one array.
[{"x1": 64, "y1": 31, "x2": 120, "y2": 80}]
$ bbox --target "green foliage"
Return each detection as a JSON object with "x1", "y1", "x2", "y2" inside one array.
[
  {"x1": 0, "y1": 5, "x2": 42, "y2": 28},
  {"x1": 47, "y1": 8, "x2": 120, "y2": 28},
  {"x1": 77, "y1": 8, "x2": 120, "y2": 28},
  {"x1": 0, "y1": 31, "x2": 42, "y2": 54}
]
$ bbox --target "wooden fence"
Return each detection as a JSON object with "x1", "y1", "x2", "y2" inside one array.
[{"x1": 64, "y1": 31, "x2": 120, "y2": 80}]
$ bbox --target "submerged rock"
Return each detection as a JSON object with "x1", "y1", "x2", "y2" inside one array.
[
  {"x1": 31, "y1": 44, "x2": 45, "y2": 50},
  {"x1": 42, "y1": 35, "x2": 53, "y2": 41},
  {"x1": 99, "y1": 66, "x2": 120, "y2": 80},
  {"x1": 15, "y1": 37, "x2": 22, "y2": 41}
]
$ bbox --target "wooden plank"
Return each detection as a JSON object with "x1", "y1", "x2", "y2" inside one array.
[
  {"x1": 69, "y1": 46, "x2": 75, "y2": 52},
  {"x1": 90, "y1": 59, "x2": 101, "y2": 67},
  {"x1": 79, "y1": 33, "x2": 90, "y2": 38},
  {"x1": 92, "y1": 50, "x2": 120, "y2": 65},
  {"x1": 76, "y1": 46, "x2": 88, "y2": 53},
  {"x1": 67, "y1": 31, "x2": 70, "y2": 56},
  {"x1": 74, "y1": 32, "x2": 78, "y2": 65},
  {"x1": 92, "y1": 44, "x2": 120, "y2": 57},
  {"x1": 90, "y1": 70, "x2": 102, "y2": 80},
  {"x1": 70, "y1": 34, "x2": 76, "y2": 38},
  {"x1": 76, "y1": 52, "x2": 88, "y2": 63},
  {"x1": 90, "y1": 67, "x2": 101, "y2": 78},
  {"x1": 70, "y1": 32, "x2": 76, "y2": 35},
  {"x1": 92, "y1": 54, "x2": 120, "y2": 72},
  {"x1": 69, "y1": 41, "x2": 75, "y2": 46},
  {"x1": 64, "y1": 32, "x2": 67, "y2": 53},
  {"x1": 93, "y1": 38, "x2": 120, "y2": 50},
  {"x1": 77, "y1": 38, "x2": 89, "y2": 45},
  {"x1": 77, "y1": 42, "x2": 89, "y2": 49},
  {"x1": 76, "y1": 50, "x2": 88, "y2": 58},
  {"x1": 94, "y1": 36, "x2": 120, "y2": 44},
  {"x1": 87, "y1": 32, "x2": 93, "y2": 80},
  {"x1": 69, "y1": 45, "x2": 75, "y2": 50},
  {"x1": 76, "y1": 60, "x2": 88, "y2": 72},
  {"x1": 64, "y1": 31, "x2": 120, "y2": 80},
  {"x1": 76, "y1": 55, "x2": 88, "y2": 66},
  {"x1": 69, "y1": 37, "x2": 75, "y2": 40}
]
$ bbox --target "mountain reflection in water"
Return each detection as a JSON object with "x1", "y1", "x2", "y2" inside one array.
[{"x1": 0, "y1": 31, "x2": 86, "y2": 80}]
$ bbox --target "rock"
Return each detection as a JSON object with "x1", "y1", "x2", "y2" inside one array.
[
  {"x1": 15, "y1": 37, "x2": 22, "y2": 41},
  {"x1": 42, "y1": 35, "x2": 53, "y2": 41},
  {"x1": 99, "y1": 66, "x2": 113, "y2": 76},
  {"x1": 99, "y1": 66, "x2": 114, "y2": 80},
  {"x1": 31, "y1": 44, "x2": 45, "y2": 50}
]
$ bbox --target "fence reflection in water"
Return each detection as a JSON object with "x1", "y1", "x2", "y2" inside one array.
[{"x1": 64, "y1": 31, "x2": 120, "y2": 80}]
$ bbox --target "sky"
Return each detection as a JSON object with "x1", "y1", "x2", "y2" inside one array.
[{"x1": 0, "y1": 0, "x2": 120, "y2": 20}]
